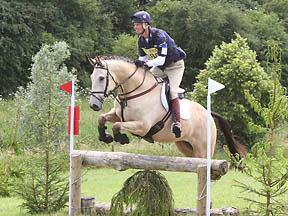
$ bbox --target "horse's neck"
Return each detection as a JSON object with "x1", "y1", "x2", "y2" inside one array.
[
  {"x1": 125, "y1": 68, "x2": 156, "y2": 94},
  {"x1": 111, "y1": 61, "x2": 156, "y2": 94}
]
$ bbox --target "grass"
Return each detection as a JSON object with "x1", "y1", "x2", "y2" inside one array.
[
  {"x1": 80, "y1": 168, "x2": 266, "y2": 210},
  {"x1": 0, "y1": 167, "x2": 266, "y2": 215},
  {"x1": 0, "y1": 197, "x2": 67, "y2": 216},
  {"x1": 1, "y1": 97, "x2": 288, "y2": 215}
]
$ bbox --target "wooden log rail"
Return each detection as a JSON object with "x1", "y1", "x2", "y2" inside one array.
[
  {"x1": 70, "y1": 151, "x2": 239, "y2": 215},
  {"x1": 72, "y1": 150, "x2": 228, "y2": 177}
]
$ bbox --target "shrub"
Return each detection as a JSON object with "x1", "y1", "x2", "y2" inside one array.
[
  {"x1": 112, "y1": 33, "x2": 138, "y2": 59},
  {"x1": 109, "y1": 170, "x2": 176, "y2": 216},
  {"x1": 0, "y1": 153, "x2": 24, "y2": 197},
  {"x1": 192, "y1": 33, "x2": 272, "y2": 148}
]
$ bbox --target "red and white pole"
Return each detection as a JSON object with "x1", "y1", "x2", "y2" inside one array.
[
  {"x1": 68, "y1": 79, "x2": 75, "y2": 216},
  {"x1": 59, "y1": 80, "x2": 80, "y2": 216}
]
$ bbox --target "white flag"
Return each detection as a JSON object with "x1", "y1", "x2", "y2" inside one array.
[
  {"x1": 206, "y1": 77, "x2": 225, "y2": 216},
  {"x1": 208, "y1": 78, "x2": 225, "y2": 94}
]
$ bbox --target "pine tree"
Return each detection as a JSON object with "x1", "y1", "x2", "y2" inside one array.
[
  {"x1": 14, "y1": 41, "x2": 77, "y2": 214},
  {"x1": 235, "y1": 42, "x2": 288, "y2": 215}
]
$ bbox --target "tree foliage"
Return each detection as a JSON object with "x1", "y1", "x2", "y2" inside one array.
[
  {"x1": 112, "y1": 34, "x2": 139, "y2": 59},
  {"x1": 109, "y1": 170, "x2": 176, "y2": 216},
  {"x1": 0, "y1": 0, "x2": 112, "y2": 96},
  {"x1": 15, "y1": 152, "x2": 69, "y2": 214},
  {"x1": 148, "y1": 0, "x2": 262, "y2": 90},
  {"x1": 192, "y1": 33, "x2": 271, "y2": 147},
  {"x1": 99, "y1": 0, "x2": 135, "y2": 36},
  {"x1": 13, "y1": 42, "x2": 75, "y2": 213},
  {"x1": 15, "y1": 42, "x2": 76, "y2": 148},
  {"x1": 235, "y1": 42, "x2": 288, "y2": 216},
  {"x1": 1, "y1": 0, "x2": 288, "y2": 152},
  {"x1": 264, "y1": 0, "x2": 288, "y2": 29},
  {"x1": 0, "y1": 1, "x2": 58, "y2": 96},
  {"x1": 2, "y1": 0, "x2": 288, "y2": 97},
  {"x1": 0, "y1": 153, "x2": 24, "y2": 197},
  {"x1": 244, "y1": 10, "x2": 288, "y2": 88}
]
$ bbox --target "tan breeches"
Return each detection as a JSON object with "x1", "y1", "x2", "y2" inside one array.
[{"x1": 150, "y1": 60, "x2": 185, "y2": 99}]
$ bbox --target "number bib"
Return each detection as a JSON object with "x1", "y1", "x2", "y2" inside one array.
[{"x1": 142, "y1": 48, "x2": 158, "y2": 60}]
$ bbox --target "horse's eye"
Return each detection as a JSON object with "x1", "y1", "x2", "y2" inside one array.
[{"x1": 99, "y1": 76, "x2": 105, "y2": 81}]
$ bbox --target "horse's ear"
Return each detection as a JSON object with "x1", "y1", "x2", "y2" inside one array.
[
  {"x1": 96, "y1": 56, "x2": 104, "y2": 67},
  {"x1": 88, "y1": 57, "x2": 96, "y2": 66}
]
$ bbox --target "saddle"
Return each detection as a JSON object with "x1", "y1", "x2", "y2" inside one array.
[{"x1": 141, "y1": 79, "x2": 189, "y2": 143}]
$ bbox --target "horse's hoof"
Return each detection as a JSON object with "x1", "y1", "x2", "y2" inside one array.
[
  {"x1": 99, "y1": 132, "x2": 113, "y2": 143},
  {"x1": 114, "y1": 133, "x2": 129, "y2": 145}
]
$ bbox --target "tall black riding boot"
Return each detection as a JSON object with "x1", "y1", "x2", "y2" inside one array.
[{"x1": 171, "y1": 97, "x2": 181, "y2": 138}]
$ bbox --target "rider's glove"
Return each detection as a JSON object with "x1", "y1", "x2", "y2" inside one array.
[{"x1": 135, "y1": 60, "x2": 145, "y2": 68}]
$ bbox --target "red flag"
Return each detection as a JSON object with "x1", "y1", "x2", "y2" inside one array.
[
  {"x1": 68, "y1": 106, "x2": 80, "y2": 135},
  {"x1": 59, "y1": 81, "x2": 72, "y2": 94}
]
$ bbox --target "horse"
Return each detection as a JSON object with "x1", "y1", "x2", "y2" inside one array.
[{"x1": 88, "y1": 56, "x2": 243, "y2": 159}]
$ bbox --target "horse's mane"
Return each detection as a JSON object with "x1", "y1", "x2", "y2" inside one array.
[
  {"x1": 91, "y1": 55, "x2": 149, "y2": 72},
  {"x1": 98, "y1": 56, "x2": 135, "y2": 64}
]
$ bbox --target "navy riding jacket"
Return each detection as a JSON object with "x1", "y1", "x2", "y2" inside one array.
[{"x1": 138, "y1": 27, "x2": 186, "y2": 70}]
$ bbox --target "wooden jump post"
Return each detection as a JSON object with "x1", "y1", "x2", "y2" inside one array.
[{"x1": 70, "y1": 150, "x2": 239, "y2": 215}]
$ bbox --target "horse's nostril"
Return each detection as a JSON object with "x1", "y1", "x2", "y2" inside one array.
[{"x1": 90, "y1": 103, "x2": 100, "y2": 111}]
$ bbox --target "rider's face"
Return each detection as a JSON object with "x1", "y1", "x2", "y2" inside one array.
[{"x1": 133, "y1": 22, "x2": 145, "y2": 34}]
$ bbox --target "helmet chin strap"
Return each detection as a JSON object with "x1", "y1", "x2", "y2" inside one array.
[{"x1": 141, "y1": 23, "x2": 148, "y2": 36}]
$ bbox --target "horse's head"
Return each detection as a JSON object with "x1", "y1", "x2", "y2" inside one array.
[{"x1": 88, "y1": 56, "x2": 118, "y2": 111}]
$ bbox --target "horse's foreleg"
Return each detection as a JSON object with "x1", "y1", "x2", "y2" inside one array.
[
  {"x1": 112, "y1": 121, "x2": 147, "y2": 145},
  {"x1": 98, "y1": 108, "x2": 120, "y2": 143}
]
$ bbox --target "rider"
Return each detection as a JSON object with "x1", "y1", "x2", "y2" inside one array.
[{"x1": 131, "y1": 11, "x2": 186, "y2": 138}]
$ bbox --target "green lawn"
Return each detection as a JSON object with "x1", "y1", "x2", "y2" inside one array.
[
  {"x1": 1, "y1": 98, "x2": 287, "y2": 215},
  {"x1": 80, "y1": 168, "x2": 262, "y2": 210},
  {"x1": 0, "y1": 166, "x2": 263, "y2": 216},
  {"x1": 0, "y1": 197, "x2": 67, "y2": 216}
]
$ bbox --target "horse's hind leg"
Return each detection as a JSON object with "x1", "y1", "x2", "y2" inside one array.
[{"x1": 175, "y1": 141, "x2": 196, "y2": 157}]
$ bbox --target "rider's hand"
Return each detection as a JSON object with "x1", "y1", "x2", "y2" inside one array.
[{"x1": 135, "y1": 60, "x2": 145, "y2": 68}]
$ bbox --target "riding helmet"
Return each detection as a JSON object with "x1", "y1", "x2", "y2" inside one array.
[{"x1": 131, "y1": 11, "x2": 151, "y2": 24}]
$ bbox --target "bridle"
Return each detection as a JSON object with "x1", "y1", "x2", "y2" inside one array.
[
  {"x1": 89, "y1": 57, "x2": 159, "y2": 121},
  {"x1": 90, "y1": 58, "x2": 155, "y2": 105},
  {"x1": 90, "y1": 61, "x2": 139, "y2": 100},
  {"x1": 89, "y1": 61, "x2": 118, "y2": 99},
  {"x1": 89, "y1": 56, "x2": 171, "y2": 141}
]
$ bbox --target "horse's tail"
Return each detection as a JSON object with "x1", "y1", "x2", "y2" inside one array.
[{"x1": 211, "y1": 112, "x2": 248, "y2": 160}]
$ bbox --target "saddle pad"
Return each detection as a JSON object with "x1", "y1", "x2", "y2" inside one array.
[{"x1": 160, "y1": 84, "x2": 190, "y2": 120}]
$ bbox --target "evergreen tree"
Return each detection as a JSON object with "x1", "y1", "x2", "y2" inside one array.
[
  {"x1": 235, "y1": 42, "x2": 288, "y2": 215},
  {"x1": 14, "y1": 41, "x2": 76, "y2": 213}
]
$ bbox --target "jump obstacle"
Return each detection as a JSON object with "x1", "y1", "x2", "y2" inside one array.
[{"x1": 70, "y1": 150, "x2": 239, "y2": 216}]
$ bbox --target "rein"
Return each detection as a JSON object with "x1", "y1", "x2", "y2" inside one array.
[
  {"x1": 90, "y1": 60, "x2": 159, "y2": 111},
  {"x1": 122, "y1": 81, "x2": 158, "y2": 101},
  {"x1": 89, "y1": 57, "x2": 170, "y2": 141}
]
